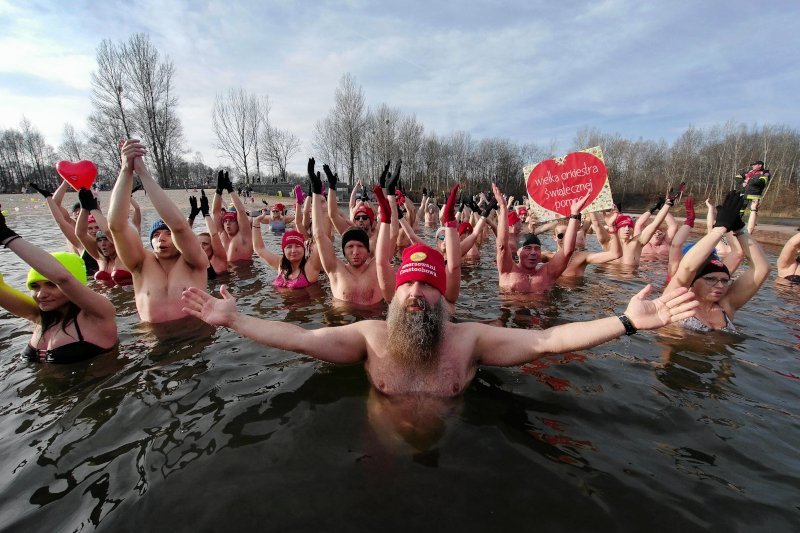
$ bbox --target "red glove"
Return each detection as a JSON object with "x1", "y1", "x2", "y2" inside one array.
[
  {"x1": 373, "y1": 185, "x2": 391, "y2": 224},
  {"x1": 684, "y1": 196, "x2": 695, "y2": 228},
  {"x1": 442, "y1": 184, "x2": 460, "y2": 228}
]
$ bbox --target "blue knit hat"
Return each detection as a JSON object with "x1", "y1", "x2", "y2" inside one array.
[{"x1": 149, "y1": 219, "x2": 169, "y2": 246}]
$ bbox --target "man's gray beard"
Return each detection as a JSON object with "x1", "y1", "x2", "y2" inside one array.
[{"x1": 386, "y1": 295, "x2": 447, "y2": 368}]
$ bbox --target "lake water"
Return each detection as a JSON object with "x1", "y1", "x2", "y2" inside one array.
[{"x1": 0, "y1": 193, "x2": 799, "y2": 532}]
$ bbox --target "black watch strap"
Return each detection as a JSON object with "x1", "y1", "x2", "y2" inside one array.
[
  {"x1": 570, "y1": 214, "x2": 581, "y2": 220},
  {"x1": 618, "y1": 314, "x2": 637, "y2": 335}
]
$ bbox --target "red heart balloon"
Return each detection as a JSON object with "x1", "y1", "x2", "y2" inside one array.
[
  {"x1": 526, "y1": 152, "x2": 607, "y2": 217},
  {"x1": 56, "y1": 160, "x2": 98, "y2": 191}
]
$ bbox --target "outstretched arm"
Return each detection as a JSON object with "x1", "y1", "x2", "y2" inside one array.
[
  {"x1": 182, "y1": 285, "x2": 367, "y2": 364},
  {"x1": 777, "y1": 232, "x2": 800, "y2": 274},
  {"x1": 476, "y1": 285, "x2": 697, "y2": 366},
  {"x1": 45, "y1": 181, "x2": 82, "y2": 249},
  {"x1": 252, "y1": 215, "x2": 281, "y2": 270}
]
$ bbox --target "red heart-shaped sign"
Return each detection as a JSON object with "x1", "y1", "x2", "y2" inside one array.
[
  {"x1": 56, "y1": 160, "x2": 98, "y2": 191},
  {"x1": 526, "y1": 152, "x2": 607, "y2": 217}
]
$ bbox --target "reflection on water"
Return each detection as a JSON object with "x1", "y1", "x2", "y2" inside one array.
[{"x1": 0, "y1": 201, "x2": 799, "y2": 531}]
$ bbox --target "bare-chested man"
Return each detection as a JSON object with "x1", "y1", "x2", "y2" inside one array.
[
  {"x1": 182, "y1": 244, "x2": 698, "y2": 397},
  {"x1": 495, "y1": 184, "x2": 588, "y2": 293},
  {"x1": 611, "y1": 188, "x2": 679, "y2": 266},
  {"x1": 108, "y1": 140, "x2": 207, "y2": 323},
  {"x1": 309, "y1": 158, "x2": 383, "y2": 305},
  {"x1": 550, "y1": 215, "x2": 622, "y2": 278},
  {"x1": 211, "y1": 171, "x2": 253, "y2": 262}
]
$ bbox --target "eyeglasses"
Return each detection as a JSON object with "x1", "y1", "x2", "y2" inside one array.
[
  {"x1": 556, "y1": 233, "x2": 564, "y2": 240},
  {"x1": 354, "y1": 215, "x2": 370, "y2": 221},
  {"x1": 436, "y1": 234, "x2": 445, "y2": 240},
  {"x1": 271, "y1": 210, "x2": 280, "y2": 213},
  {"x1": 700, "y1": 276, "x2": 732, "y2": 287}
]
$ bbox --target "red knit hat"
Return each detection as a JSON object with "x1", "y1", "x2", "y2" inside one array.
[
  {"x1": 507, "y1": 211, "x2": 520, "y2": 226},
  {"x1": 87, "y1": 214, "x2": 96, "y2": 224},
  {"x1": 614, "y1": 215, "x2": 634, "y2": 229},
  {"x1": 395, "y1": 244, "x2": 446, "y2": 295},
  {"x1": 222, "y1": 210, "x2": 237, "y2": 221},
  {"x1": 274, "y1": 203, "x2": 285, "y2": 212},
  {"x1": 457, "y1": 222, "x2": 473, "y2": 236},
  {"x1": 281, "y1": 230, "x2": 305, "y2": 250},
  {"x1": 354, "y1": 204, "x2": 375, "y2": 224}
]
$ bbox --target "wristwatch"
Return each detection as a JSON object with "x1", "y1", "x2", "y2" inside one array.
[{"x1": 618, "y1": 314, "x2": 637, "y2": 335}]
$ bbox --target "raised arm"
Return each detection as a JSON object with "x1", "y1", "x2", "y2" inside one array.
[
  {"x1": 75, "y1": 209, "x2": 100, "y2": 261},
  {"x1": 182, "y1": 285, "x2": 368, "y2": 364},
  {"x1": 349, "y1": 179, "x2": 361, "y2": 214},
  {"x1": 134, "y1": 155, "x2": 207, "y2": 269},
  {"x1": 310, "y1": 159, "x2": 340, "y2": 275},
  {"x1": 5, "y1": 236, "x2": 116, "y2": 321},
  {"x1": 492, "y1": 183, "x2": 514, "y2": 273},
  {"x1": 252, "y1": 215, "x2": 281, "y2": 270},
  {"x1": 40, "y1": 180, "x2": 82, "y2": 249},
  {"x1": 374, "y1": 186, "x2": 397, "y2": 302},
  {"x1": 777, "y1": 232, "x2": 800, "y2": 275},
  {"x1": 638, "y1": 188, "x2": 676, "y2": 245},
  {"x1": 325, "y1": 168, "x2": 352, "y2": 236},
  {"x1": 726, "y1": 231, "x2": 771, "y2": 311},
  {"x1": 130, "y1": 195, "x2": 142, "y2": 234},
  {"x1": 107, "y1": 140, "x2": 147, "y2": 272}
]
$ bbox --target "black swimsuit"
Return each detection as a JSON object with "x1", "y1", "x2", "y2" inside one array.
[{"x1": 22, "y1": 319, "x2": 113, "y2": 364}]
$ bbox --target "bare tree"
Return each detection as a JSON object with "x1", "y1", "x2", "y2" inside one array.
[
  {"x1": 262, "y1": 126, "x2": 301, "y2": 183},
  {"x1": 212, "y1": 87, "x2": 266, "y2": 184},
  {"x1": 59, "y1": 123, "x2": 86, "y2": 161}
]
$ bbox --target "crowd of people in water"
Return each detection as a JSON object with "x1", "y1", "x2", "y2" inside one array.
[{"x1": 1, "y1": 143, "x2": 796, "y2": 397}]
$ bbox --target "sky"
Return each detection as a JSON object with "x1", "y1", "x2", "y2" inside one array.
[{"x1": 1, "y1": 0, "x2": 798, "y2": 173}]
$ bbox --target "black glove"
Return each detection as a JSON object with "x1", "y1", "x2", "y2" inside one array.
[
  {"x1": 189, "y1": 196, "x2": 200, "y2": 222},
  {"x1": 237, "y1": 187, "x2": 242, "y2": 196},
  {"x1": 422, "y1": 187, "x2": 428, "y2": 197},
  {"x1": 323, "y1": 164, "x2": 338, "y2": 191},
  {"x1": 458, "y1": 201, "x2": 466, "y2": 213},
  {"x1": 713, "y1": 191, "x2": 746, "y2": 232},
  {"x1": 78, "y1": 188, "x2": 99, "y2": 211},
  {"x1": 481, "y1": 198, "x2": 498, "y2": 218},
  {"x1": 398, "y1": 205, "x2": 406, "y2": 220},
  {"x1": 466, "y1": 197, "x2": 481, "y2": 213},
  {"x1": 649, "y1": 197, "x2": 665, "y2": 214},
  {"x1": 200, "y1": 190, "x2": 210, "y2": 217},
  {"x1": 386, "y1": 159, "x2": 402, "y2": 192},
  {"x1": 0, "y1": 207, "x2": 19, "y2": 246},
  {"x1": 379, "y1": 161, "x2": 391, "y2": 189},
  {"x1": 215, "y1": 170, "x2": 225, "y2": 194},
  {"x1": 666, "y1": 183, "x2": 685, "y2": 206},
  {"x1": 224, "y1": 171, "x2": 233, "y2": 194},
  {"x1": 29, "y1": 182, "x2": 52, "y2": 198},
  {"x1": 308, "y1": 158, "x2": 322, "y2": 194}
]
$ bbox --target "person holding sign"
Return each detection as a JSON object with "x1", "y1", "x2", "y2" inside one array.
[{"x1": 493, "y1": 183, "x2": 589, "y2": 293}]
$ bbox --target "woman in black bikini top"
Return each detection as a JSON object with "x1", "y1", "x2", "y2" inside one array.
[{"x1": 0, "y1": 209, "x2": 118, "y2": 364}]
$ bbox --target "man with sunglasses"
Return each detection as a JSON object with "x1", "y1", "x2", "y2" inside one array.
[{"x1": 493, "y1": 184, "x2": 590, "y2": 293}]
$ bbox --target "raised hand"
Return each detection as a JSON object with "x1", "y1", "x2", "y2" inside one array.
[
  {"x1": 624, "y1": 285, "x2": 698, "y2": 331},
  {"x1": 308, "y1": 158, "x2": 322, "y2": 194},
  {"x1": 442, "y1": 184, "x2": 460, "y2": 226},
  {"x1": 120, "y1": 139, "x2": 145, "y2": 173},
  {"x1": 713, "y1": 191, "x2": 745, "y2": 232},
  {"x1": 323, "y1": 164, "x2": 338, "y2": 191},
  {"x1": 379, "y1": 161, "x2": 391, "y2": 189},
  {"x1": 649, "y1": 196, "x2": 665, "y2": 214},
  {"x1": 294, "y1": 184, "x2": 305, "y2": 204},
  {"x1": 78, "y1": 187, "x2": 99, "y2": 211},
  {"x1": 189, "y1": 195, "x2": 200, "y2": 222},
  {"x1": 216, "y1": 170, "x2": 226, "y2": 194},
  {"x1": 570, "y1": 191, "x2": 591, "y2": 216},
  {"x1": 422, "y1": 187, "x2": 428, "y2": 197},
  {"x1": 684, "y1": 196, "x2": 695, "y2": 228},
  {"x1": 373, "y1": 184, "x2": 391, "y2": 223},
  {"x1": 666, "y1": 183, "x2": 686, "y2": 206},
  {"x1": 200, "y1": 190, "x2": 210, "y2": 217},
  {"x1": 386, "y1": 160, "x2": 402, "y2": 192},
  {"x1": 29, "y1": 182, "x2": 53, "y2": 198},
  {"x1": 0, "y1": 205, "x2": 19, "y2": 246},
  {"x1": 181, "y1": 285, "x2": 239, "y2": 328},
  {"x1": 224, "y1": 171, "x2": 233, "y2": 194}
]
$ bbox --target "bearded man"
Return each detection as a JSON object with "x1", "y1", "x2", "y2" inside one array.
[{"x1": 182, "y1": 243, "x2": 698, "y2": 397}]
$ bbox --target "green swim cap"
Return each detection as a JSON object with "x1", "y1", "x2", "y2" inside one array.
[{"x1": 26, "y1": 252, "x2": 87, "y2": 289}]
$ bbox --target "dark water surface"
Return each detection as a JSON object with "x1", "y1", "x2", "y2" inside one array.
[{"x1": 1, "y1": 199, "x2": 799, "y2": 532}]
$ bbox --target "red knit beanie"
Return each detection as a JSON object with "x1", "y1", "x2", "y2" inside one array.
[
  {"x1": 281, "y1": 230, "x2": 305, "y2": 250},
  {"x1": 395, "y1": 244, "x2": 446, "y2": 295}
]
